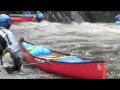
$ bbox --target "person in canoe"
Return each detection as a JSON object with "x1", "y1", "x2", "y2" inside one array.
[
  {"x1": 32, "y1": 11, "x2": 45, "y2": 22},
  {"x1": 0, "y1": 14, "x2": 23, "y2": 72},
  {"x1": 115, "y1": 14, "x2": 120, "y2": 24},
  {"x1": 115, "y1": 14, "x2": 120, "y2": 20}
]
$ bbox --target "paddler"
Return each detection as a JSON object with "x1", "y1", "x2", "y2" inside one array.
[
  {"x1": 32, "y1": 11, "x2": 45, "y2": 22},
  {"x1": 115, "y1": 14, "x2": 120, "y2": 20},
  {"x1": 0, "y1": 14, "x2": 23, "y2": 72}
]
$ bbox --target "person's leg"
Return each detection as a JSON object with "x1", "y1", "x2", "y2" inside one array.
[{"x1": 10, "y1": 51, "x2": 23, "y2": 71}]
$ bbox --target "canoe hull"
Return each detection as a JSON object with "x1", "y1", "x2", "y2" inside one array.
[
  {"x1": 11, "y1": 17, "x2": 34, "y2": 23},
  {"x1": 10, "y1": 14, "x2": 34, "y2": 22},
  {"x1": 20, "y1": 40, "x2": 107, "y2": 79}
]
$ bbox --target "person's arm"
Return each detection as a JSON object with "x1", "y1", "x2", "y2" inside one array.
[
  {"x1": 31, "y1": 14, "x2": 36, "y2": 22},
  {"x1": 4, "y1": 30, "x2": 23, "y2": 71}
]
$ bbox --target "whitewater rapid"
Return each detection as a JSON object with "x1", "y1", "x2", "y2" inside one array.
[{"x1": 0, "y1": 21, "x2": 120, "y2": 79}]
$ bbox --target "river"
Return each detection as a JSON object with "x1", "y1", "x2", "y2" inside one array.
[{"x1": 0, "y1": 21, "x2": 120, "y2": 79}]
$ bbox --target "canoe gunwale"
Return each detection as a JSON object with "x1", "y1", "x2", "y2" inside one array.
[
  {"x1": 19, "y1": 38, "x2": 107, "y2": 79},
  {"x1": 19, "y1": 39, "x2": 106, "y2": 64}
]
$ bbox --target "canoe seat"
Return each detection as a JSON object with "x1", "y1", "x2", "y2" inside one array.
[
  {"x1": 37, "y1": 52, "x2": 66, "y2": 61},
  {"x1": 38, "y1": 55, "x2": 65, "y2": 61}
]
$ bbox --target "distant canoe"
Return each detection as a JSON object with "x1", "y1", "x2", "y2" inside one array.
[
  {"x1": 10, "y1": 14, "x2": 34, "y2": 23},
  {"x1": 19, "y1": 38, "x2": 107, "y2": 79}
]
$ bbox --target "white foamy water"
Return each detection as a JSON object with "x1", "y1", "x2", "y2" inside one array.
[{"x1": 1, "y1": 21, "x2": 120, "y2": 79}]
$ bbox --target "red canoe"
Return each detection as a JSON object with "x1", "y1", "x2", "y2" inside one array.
[
  {"x1": 19, "y1": 38, "x2": 107, "y2": 79},
  {"x1": 10, "y1": 14, "x2": 34, "y2": 23}
]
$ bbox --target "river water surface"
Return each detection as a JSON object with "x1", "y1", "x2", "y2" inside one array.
[{"x1": 0, "y1": 21, "x2": 120, "y2": 79}]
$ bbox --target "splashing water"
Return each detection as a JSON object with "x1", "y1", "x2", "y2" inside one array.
[{"x1": 1, "y1": 21, "x2": 120, "y2": 79}]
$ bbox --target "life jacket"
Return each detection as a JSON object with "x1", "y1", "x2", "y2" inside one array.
[
  {"x1": 0, "y1": 34, "x2": 7, "y2": 57},
  {"x1": 0, "y1": 27, "x2": 12, "y2": 57},
  {"x1": 0, "y1": 27, "x2": 12, "y2": 45}
]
